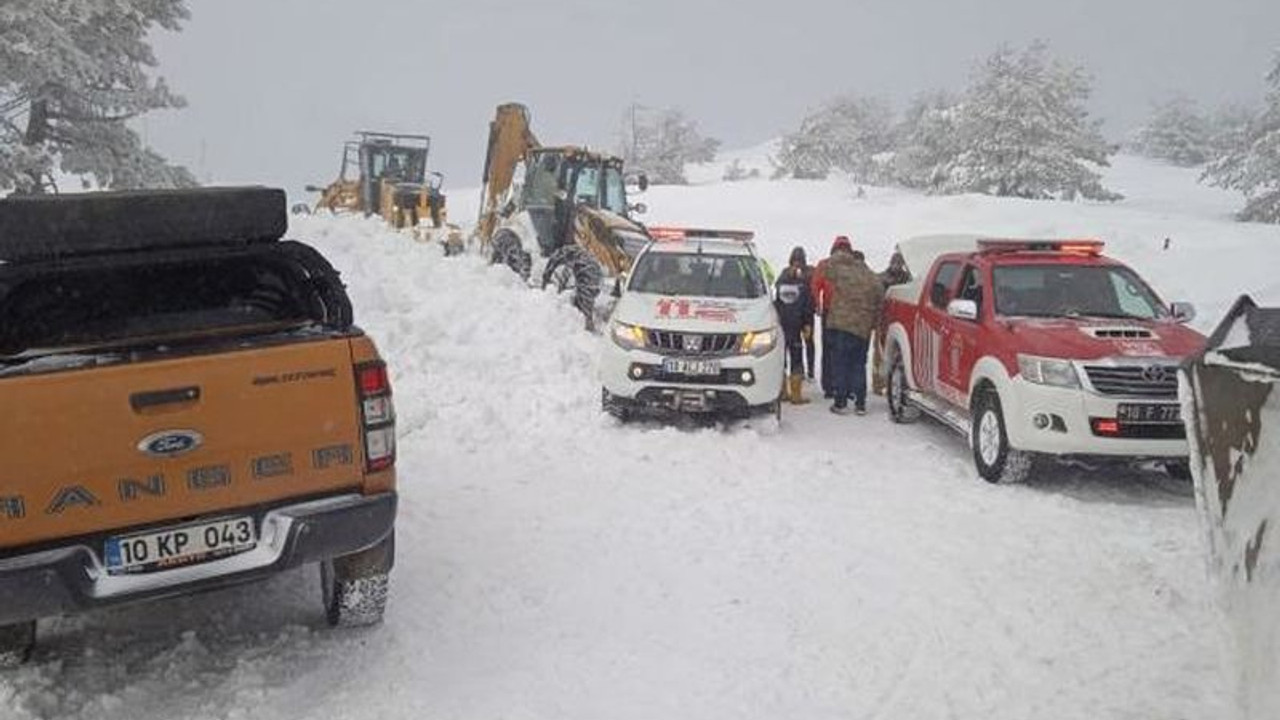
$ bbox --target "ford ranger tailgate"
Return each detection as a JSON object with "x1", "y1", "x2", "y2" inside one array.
[{"x1": 0, "y1": 338, "x2": 363, "y2": 550}]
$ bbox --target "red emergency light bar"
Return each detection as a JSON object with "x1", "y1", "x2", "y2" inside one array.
[
  {"x1": 648, "y1": 227, "x2": 756, "y2": 242},
  {"x1": 977, "y1": 238, "x2": 1105, "y2": 255}
]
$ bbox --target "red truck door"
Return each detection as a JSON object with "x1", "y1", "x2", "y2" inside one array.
[
  {"x1": 912, "y1": 260, "x2": 962, "y2": 398},
  {"x1": 939, "y1": 264, "x2": 986, "y2": 407}
]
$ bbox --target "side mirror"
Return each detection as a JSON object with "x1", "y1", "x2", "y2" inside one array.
[
  {"x1": 947, "y1": 298, "x2": 979, "y2": 322},
  {"x1": 637, "y1": 173, "x2": 650, "y2": 192},
  {"x1": 1171, "y1": 301, "x2": 1196, "y2": 324},
  {"x1": 629, "y1": 202, "x2": 648, "y2": 215}
]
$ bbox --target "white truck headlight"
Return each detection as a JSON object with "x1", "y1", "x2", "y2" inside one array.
[
  {"x1": 611, "y1": 321, "x2": 647, "y2": 350},
  {"x1": 1017, "y1": 354, "x2": 1079, "y2": 388},
  {"x1": 741, "y1": 329, "x2": 778, "y2": 357}
]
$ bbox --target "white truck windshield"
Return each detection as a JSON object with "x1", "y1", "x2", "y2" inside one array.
[{"x1": 630, "y1": 252, "x2": 766, "y2": 299}]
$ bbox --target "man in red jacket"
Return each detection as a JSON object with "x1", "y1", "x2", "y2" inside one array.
[{"x1": 811, "y1": 236, "x2": 850, "y2": 399}]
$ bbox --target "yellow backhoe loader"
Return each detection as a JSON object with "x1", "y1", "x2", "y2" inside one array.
[{"x1": 473, "y1": 103, "x2": 652, "y2": 322}]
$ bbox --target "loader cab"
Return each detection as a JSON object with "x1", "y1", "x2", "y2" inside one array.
[
  {"x1": 356, "y1": 135, "x2": 430, "y2": 216},
  {"x1": 521, "y1": 148, "x2": 632, "y2": 256}
]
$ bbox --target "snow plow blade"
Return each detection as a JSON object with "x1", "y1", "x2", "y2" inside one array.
[{"x1": 1181, "y1": 295, "x2": 1280, "y2": 719}]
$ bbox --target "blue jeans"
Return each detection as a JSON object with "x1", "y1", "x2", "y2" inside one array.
[
  {"x1": 829, "y1": 330, "x2": 869, "y2": 407},
  {"x1": 821, "y1": 326, "x2": 835, "y2": 394}
]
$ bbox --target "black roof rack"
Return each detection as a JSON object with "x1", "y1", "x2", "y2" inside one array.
[{"x1": 0, "y1": 186, "x2": 286, "y2": 263}]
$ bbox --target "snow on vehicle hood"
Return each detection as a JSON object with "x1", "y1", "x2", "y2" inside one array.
[
  {"x1": 999, "y1": 317, "x2": 1206, "y2": 360},
  {"x1": 613, "y1": 291, "x2": 778, "y2": 333}
]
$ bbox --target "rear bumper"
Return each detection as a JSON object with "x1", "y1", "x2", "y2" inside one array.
[{"x1": 0, "y1": 492, "x2": 396, "y2": 626}]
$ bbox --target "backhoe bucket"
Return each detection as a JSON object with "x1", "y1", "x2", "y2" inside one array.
[{"x1": 1181, "y1": 295, "x2": 1280, "y2": 720}]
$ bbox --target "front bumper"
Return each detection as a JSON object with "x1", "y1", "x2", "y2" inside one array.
[
  {"x1": 0, "y1": 492, "x2": 396, "y2": 626},
  {"x1": 600, "y1": 343, "x2": 785, "y2": 412},
  {"x1": 1002, "y1": 378, "x2": 1188, "y2": 458}
]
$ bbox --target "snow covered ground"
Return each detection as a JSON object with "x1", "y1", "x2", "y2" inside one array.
[{"x1": 5, "y1": 156, "x2": 1274, "y2": 719}]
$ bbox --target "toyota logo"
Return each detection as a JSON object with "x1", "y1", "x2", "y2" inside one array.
[{"x1": 1142, "y1": 365, "x2": 1171, "y2": 383}]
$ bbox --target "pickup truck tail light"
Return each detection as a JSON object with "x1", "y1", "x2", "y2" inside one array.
[{"x1": 355, "y1": 361, "x2": 396, "y2": 472}]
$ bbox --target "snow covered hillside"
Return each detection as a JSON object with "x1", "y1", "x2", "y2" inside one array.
[{"x1": 4, "y1": 156, "x2": 1268, "y2": 720}]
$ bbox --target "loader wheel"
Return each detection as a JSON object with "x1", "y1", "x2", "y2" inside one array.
[
  {"x1": 321, "y1": 532, "x2": 394, "y2": 628},
  {"x1": 886, "y1": 348, "x2": 921, "y2": 424},
  {"x1": 971, "y1": 389, "x2": 1035, "y2": 484},
  {"x1": 542, "y1": 245, "x2": 603, "y2": 319},
  {"x1": 491, "y1": 231, "x2": 532, "y2": 280},
  {"x1": 0, "y1": 621, "x2": 35, "y2": 668}
]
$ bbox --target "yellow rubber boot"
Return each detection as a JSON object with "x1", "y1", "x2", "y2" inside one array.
[{"x1": 789, "y1": 374, "x2": 810, "y2": 405}]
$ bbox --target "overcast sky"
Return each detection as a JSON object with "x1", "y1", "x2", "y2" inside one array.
[{"x1": 145, "y1": 0, "x2": 1280, "y2": 201}]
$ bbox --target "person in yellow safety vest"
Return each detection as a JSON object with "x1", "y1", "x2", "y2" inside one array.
[{"x1": 758, "y1": 256, "x2": 776, "y2": 286}]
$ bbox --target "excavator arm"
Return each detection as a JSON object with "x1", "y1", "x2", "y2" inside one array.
[{"x1": 475, "y1": 103, "x2": 540, "y2": 247}]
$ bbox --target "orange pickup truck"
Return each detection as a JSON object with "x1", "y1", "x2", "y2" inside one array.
[{"x1": 0, "y1": 188, "x2": 397, "y2": 665}]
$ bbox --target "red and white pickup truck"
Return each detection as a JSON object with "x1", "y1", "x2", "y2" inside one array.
[{"x1": 878, "y1": 236, "x2": 1205, "y2": 483}]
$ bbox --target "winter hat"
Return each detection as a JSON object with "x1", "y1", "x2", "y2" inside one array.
[{"x1": 831, "y1": 235, "x2": 852, "y2": 254}]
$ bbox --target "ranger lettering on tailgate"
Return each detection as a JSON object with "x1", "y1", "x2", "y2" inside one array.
[{"x1": 0, "y1": 443, "x2": 356, "y2": 523}]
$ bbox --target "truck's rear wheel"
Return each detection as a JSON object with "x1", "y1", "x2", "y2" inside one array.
[
  {"x1": 321, "y1": 532, "x2": 394, "y2": 628},
  {"x1": 542, "y1": 245, "x2": 602, "y2": 319},
  {"x1": 0, "y1": 621, "x2": 35, "y2": 668},
  {"x1": 886, "y1": 349, "x2": 921, "y2": 424},
  {"x1": 971, "y1": 389, "x2": 1035, "y2": 484},
  {"x1": 491, "y1": 231, "x2": 532, "y2": 280}
]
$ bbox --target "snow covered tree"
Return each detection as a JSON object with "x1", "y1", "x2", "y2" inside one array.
[
  {"x1": 1203, "y1": 55, "x2": 1280, "y2": 223},
  {"x1": 620, "y1": 105, "x2": 719, "y2": 185},
  {"x1": 721, "y1": 159, "x2": 759, "y2": 182},
  {"x1": 892, "y1": 90, "x2": 963, "y2": 191},
  {"x1": 773, "y1": 95, "x2": 893, "y2": 181},
  {"x1": 1130, "y1": 96, "x2": 1212, "y2": 166},
  {"x1": 944, "y1": 42, "x2": 1120, "y2": 201},
  {"x1": 0, "y1": 0, "x2": 195, "y2": 194},
  {"x1": 1206, "y1": 102, "x2": 1258, "y2": 161}
]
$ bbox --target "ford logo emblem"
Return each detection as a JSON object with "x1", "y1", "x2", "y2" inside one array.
[{"x1": 137, "y1": 430, "x2": 204, "y2": 458}]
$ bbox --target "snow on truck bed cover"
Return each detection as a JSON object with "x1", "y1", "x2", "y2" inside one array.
[{"x1": 886, "y1": 234, "x2": 981, "y2": 303}]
